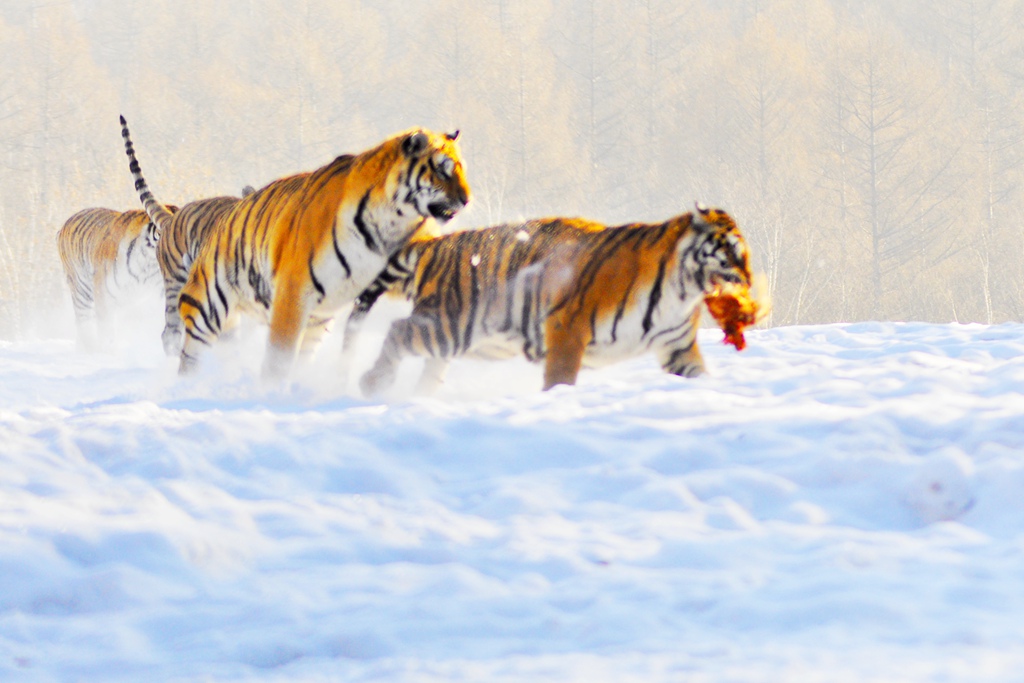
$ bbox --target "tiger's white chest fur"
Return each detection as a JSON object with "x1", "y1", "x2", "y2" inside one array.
[{"x1": 311, "y1": 201, "x2": 425, "y2": 316}]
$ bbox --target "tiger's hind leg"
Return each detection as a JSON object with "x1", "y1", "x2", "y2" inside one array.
[
  {"x1": 161, "y1": 302, "x2": 184, "y2": 356},
  {"x1": 541, "y1": 313, "x2": 591, "y2": 390},
  {"x1": 62, "y1": 261, "x2": 96, "y2": 352},
  {"x1": 160, "y1": 270, "x2": 187, "y2": 356},
  {"x1": 176, "y1": 265, "x2": 231, "y2": 375},
  {"x1": 70, "y1": 284, "x2": 99, "y2": 352},
  {"x1": 92, "y1": 271, "x2": 115, "y2": 352}
]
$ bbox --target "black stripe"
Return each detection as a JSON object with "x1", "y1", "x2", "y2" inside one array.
[
  {"x1": 353, "y1": 192, "x2": 377, "y2": 252},
  {"x1": 125, "y1": 237, "x2": 139, "y2": 278},
  {"x1": 332, "y1": 219, "x2": 352, "y2": 278},
  {"x1": 432, "y1": 312, "x2": 449, "y2": 357},
  {"x1": 214, "y1": 280, "x2": 229, "y2": 325},
  {"x1": 444, "y1": 259, "x2": 464, "y2": 354},
  {"x1": 309, "y1": 256, "x2": 325, "y2": 301},
  {"x1": 641, "y1": 259, "x2": 667, "y2": 336},
  {"x1": 418, "y1": 248, "x2": 446, "y2": 287},
  {"x1": 609, "y1": 278, "x2": 633, "y2": 343},
  {"x1": 402, "y1": 317, "x2": 415, "y2": 349},
  {"x1": 520, "y1": 271, "x2": 535, "y2": 355},
  {"x1": 204, "y1": 279, "x2": 222, "y2": 331},
  {"x1": 184, "y1": 326, "x2": 211, "y2": 345},
  {"x1": 211, "y1": 249, "x2": 228, "y2": 330},
  {"x1": 652, "y1": 321, "x2": 696, "y2": 348},
  {"x1": 179, "y1": 293, "x2": 212, "y2": 333},
  {"x1": 229, "y1": 237, "x2": 244, "y2": 289},
  {"x1": 664, "y1": 346, "x2": 691, "y2": 373},
  {"x1": 463, "y1": 255, "x2": 480, "y2": 352}
]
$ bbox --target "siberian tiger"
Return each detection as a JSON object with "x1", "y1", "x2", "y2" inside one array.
[
  {"x1": 122, "y1": 116, "x2": 470, "y2": 380},
  {"x1": 57, "y1": 204, "x2": 177, "y2": 351},
  {"x1": 347, "y1": 205, "x2": 758, "y2": 394}
]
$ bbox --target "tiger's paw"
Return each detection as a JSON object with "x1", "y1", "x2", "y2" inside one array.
[
  {"x1": 161, "y1": 326, "x2": 183, "y2": 356},
  {"x1": 359, "y1": 367, "x2": 395, "y2": 398},
  {"x1": 670, "y1": 362, "x2": 706, "y2": 378}
]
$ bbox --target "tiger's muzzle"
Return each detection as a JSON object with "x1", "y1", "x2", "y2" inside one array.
[{"x1": 428, "y1": 197, "x2": 466, "y2": 222}]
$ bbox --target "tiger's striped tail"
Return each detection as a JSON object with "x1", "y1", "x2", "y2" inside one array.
[{"x1": 120, "y1": 115, "x2": 174, "y2": 235}]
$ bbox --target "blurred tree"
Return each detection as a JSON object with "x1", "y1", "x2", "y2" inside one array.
[
  {"x1": 2, "y1": 0, "x2": 1024, "y2": 340},
  {"x1": 935, "y1": 0, "x2": 1024, "y2": 321},
  {"x1": 827, "y1": 11, "x2": 965, "y2": 319},
  {"x1": 0, "y1": 4, "x2": 119, "y2": 337},
  {"x1": 546, "y1": 0, "x2": 643, "y2": 220},
  {"x1": 675, "y1": 4, "x2": 831, "y2": 325}
]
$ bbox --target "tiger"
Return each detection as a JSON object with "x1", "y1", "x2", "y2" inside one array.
[
  {"x1": 57, "y1": 204, "x2": 178, "y2": 351},
  {"x1": 345, "y1": 205, "x2": 759, "y2": 395},
  {"x1": 121, "y1": 116, "x2": 470, "y2": 380},
  {"x1": 120, "y1": 117, "x2": 275, "y2": 355}
]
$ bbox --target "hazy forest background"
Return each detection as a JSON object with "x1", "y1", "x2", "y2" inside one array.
[{"x1": 0, "y1": 0, "x2": 1023, "y2": 340}]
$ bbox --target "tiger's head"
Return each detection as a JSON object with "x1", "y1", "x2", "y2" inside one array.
[
  {"x1": 396, "y1": 128, "x2": 470, "y2": 223},
  {"x1": 682, "y1": 204, "x2": 768, "y2": 349},
  {"x1": 684, "y1": 203, "x2": 752, "y2": 292}
]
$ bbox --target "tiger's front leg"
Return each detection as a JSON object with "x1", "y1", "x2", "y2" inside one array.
[
  {"x1": 659, "y1": 341, "x2": 706, "y2": 377},
  {"x1": 339, "y1": 289, "x2": 381, "y2": 388},
  {"x1": 360, "y1": 313, "x2": 438, "y2": 397},
  {"x1": 658, "y1": 309, "x2": 706, "y2": 378}
]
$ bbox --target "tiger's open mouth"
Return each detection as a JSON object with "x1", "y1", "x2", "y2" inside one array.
[{"x1": 428, "y1": 202, "x2": 458, "y2": 221}]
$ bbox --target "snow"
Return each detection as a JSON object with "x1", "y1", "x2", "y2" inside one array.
[{"x1": 3, "y1": 316, "x2": 1024, "y2": 682}]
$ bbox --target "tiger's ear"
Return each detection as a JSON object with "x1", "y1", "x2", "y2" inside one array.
[
  {"x1": 402, "y1": 131, "x2": 429, "y2": 157},
  {"x1": 446, "y1": 130, "x2": 460, "y2": 142},
  {"x1": 692, "y1": 202, "x2": 713, "y2": 232}
]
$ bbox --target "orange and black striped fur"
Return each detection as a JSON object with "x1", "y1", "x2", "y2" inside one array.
[
  {"x1": 57, "y1": 205, "x2": 177, "y2": 351},
  {"x1": 122, "y1": 116, "x2": 470, "y2": 379},
  {"x1": 348, "y1": 206, "x2": 753, "y2": 394},
  {"x1": 121, "y1": 117, "x2": 259, "y2": 355}
]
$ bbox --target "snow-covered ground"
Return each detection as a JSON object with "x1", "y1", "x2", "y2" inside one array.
[{"x1": 3, "y1": 310, "x2": 1024, "y2": 682}]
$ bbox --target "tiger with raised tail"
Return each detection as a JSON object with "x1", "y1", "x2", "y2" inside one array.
[
  {"x1": 122, "y1": 116, "x2": 470, "y2": 379},
  {"x1": 57, "y1": 204, "x2": 178, "y2": 351},
  {"x1": 121, "y1": 117, "x2": 262, "y2": 355},
  {"x1": 348, "y1": 205, "x2": 762, "y2": 394}
]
